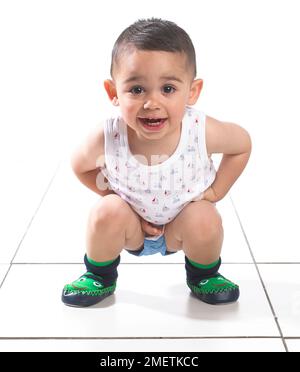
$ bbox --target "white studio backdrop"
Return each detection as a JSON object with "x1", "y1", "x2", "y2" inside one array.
[{"x1": 0, "y1": 0, "x2": 299, "y2": 260}]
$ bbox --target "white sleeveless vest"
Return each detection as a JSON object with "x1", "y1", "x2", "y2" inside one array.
[{"x1": 100, "y1": 106, "x2": 216, "y2": 225}]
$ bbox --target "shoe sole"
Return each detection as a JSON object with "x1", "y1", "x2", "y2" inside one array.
[
  {"x1": 61, "y1": 290, "x2": 114, "y2": 307},
  {"x1": 191, "y1": 287, "x2": 240, "y2": 305}
]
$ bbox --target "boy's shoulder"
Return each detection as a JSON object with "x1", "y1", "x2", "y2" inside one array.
[
  {"x1": 71, "y1": 121, "x2": 105, "y2": 173},
  {"x1": 85, "y1": 112, "x2": 122, "y2": 150},
  {"x1": 86, "y1": 121, "x2": 105, "y2": 151},
  {"x1": 205, "y1": 115, "x2": 251, "y2": 155}
]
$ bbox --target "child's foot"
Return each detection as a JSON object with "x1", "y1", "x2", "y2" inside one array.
[
  {"x1": 187, "y1": 273, "x2": 239, "y2": 305},
  {"x1": 62, "y1": 272, "x2": 116, "y2": 307}
]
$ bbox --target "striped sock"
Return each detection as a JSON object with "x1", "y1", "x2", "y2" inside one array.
[
  {"x1": 86, "y1": 256, "x2": 116, "y2": 267},
  {"x1": 185, "y1": 256, "x2": 221, "y2": 285},
  {"x1": 188, "y1": 258, "x2": 220, "y2": 270},
  {"x1": 84, "y1": 254, "x2": 120, "y2": 286}
]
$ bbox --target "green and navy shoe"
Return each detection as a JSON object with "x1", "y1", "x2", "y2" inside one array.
[
  {"x1": 187, "y1": 273, "x2": 239, "y2": 305},
  {"x1": 62, "y1": 272, "x2": 116, "y2": 307}
]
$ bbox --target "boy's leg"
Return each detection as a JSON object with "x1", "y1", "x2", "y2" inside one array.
[
  {"x1": 62, "y1": 195, "x2": 144, "y2": 306},
  {"x1": 164, "y1": 200, "x2": 223, "y2": 262},
  {"x1": 164, "y1": 200, "x2": 239, "y2": 304},
  {"x1": 86, "y1": 194, "x2": 145, "y2": 261}
]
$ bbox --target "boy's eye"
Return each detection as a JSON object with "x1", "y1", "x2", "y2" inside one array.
[
  {"x1": 130, "y1": 86, "x2": 145, "y2": 95},
  {"x1": 162, "y1": 85, "x2": 176, "y2": 94}
]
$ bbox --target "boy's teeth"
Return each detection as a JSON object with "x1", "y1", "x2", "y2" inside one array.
[{"x1": 141, "y1": 118, "x2": 164, "y2": 126}]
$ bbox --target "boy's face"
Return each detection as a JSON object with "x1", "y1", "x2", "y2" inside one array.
[{"x1": 104, "y1": 49, "x2": 202, "y2": 142}]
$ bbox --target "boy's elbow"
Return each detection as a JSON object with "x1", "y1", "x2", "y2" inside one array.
[
  {"x1": 244, "y1": 129, "x2": 252, "y2": 154},
  {"x1": 245, "y1": 129, "x2": 252, "y2": 154},
  {"x1": 70, "y1": 152, "x2": 82, "y2": 175},
  {"x1": 238, "y1": 126, "x2": 252, "y2": 154}
]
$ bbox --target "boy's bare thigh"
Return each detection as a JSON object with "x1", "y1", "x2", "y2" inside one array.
[
  {"x1": 164, "y1": 221, "x2": 183, "y2": 253},
  {"x1": 164, "y1": 200, "x2": 220, "y2": 253},
  {"x1": 106, "y1": 195, "x2": 145, "y2": 251}
]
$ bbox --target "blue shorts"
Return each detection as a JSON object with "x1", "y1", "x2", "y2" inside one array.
[{"x1": 126, "y1": 235, "x2": 177, "y2": 257}]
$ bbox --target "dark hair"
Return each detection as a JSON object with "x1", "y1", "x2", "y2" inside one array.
[{"x1": 110, "y1": 18, "x2": 196, "y2": 78}]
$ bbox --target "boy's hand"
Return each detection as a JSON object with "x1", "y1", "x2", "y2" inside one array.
[
  {"x1": 140, "y1": 219, "x2": 164, "y2": 237},
  {"x1": 202, "y1": 186, "x2": 219, "y2": 203}
]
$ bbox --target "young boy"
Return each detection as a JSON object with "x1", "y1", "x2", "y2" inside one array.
[{"x1": 62, "y1": 18, "x2": 251, "y2": 307}]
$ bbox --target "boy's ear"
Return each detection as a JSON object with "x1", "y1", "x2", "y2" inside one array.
[
  {"x1": 187, "y1": 79, "x2": 203, "y2": 105},
  {"x1": 104, "y1": 79, "x2": 119, "y2": 106}
]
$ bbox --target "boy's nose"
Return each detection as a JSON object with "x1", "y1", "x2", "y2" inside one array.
[{"x1": 143, "y1": 98, "x2": 160, "y2": 110}]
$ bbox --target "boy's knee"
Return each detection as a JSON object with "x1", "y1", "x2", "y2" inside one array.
[
  {"x1": 202, "y1": 212, "x2": 223, "y2": 240},
  {"x1": 89, "y1": 194, "x2": 129, "y2": 229},
  {"x1": 184, "y1": 201, "x2": 223, "y2": 239}
]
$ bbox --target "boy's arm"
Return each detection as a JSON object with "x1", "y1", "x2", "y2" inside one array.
[
  {"x1": 71, "y1": 124, "x2": 115, "y2": 197},
  {"x1": 203, "y1": 116, "x2": 252, "y2": 202}
]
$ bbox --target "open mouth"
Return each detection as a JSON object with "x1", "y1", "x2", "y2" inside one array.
[{"x1": 138, "y1": 117, "x2": 167, "y2": 131}]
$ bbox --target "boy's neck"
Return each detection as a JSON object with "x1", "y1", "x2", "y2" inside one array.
[{"x1": 127, "y1": 123, "x2": 182, "y2": 165}]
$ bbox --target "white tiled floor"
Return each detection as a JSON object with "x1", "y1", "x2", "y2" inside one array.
[{"x1": 0, "y1": 159, "x2": 299, "y2": 352}]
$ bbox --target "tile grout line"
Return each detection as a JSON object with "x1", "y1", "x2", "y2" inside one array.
[
  {"x1": 10, "y1": 261, "x2": 300, "y2": 265},
  {"x1": 229, "y1": 195, "x2": 289, "y2": 352},
  {"x1": 0, "y1": 160, "x2": 62, "y2": 291},
  {"x1": 10, "y1": 262, "x2": 255, "y2": 265},
  {"x1": 0, "y1": 336, "x2": 285, "y2": 340}
]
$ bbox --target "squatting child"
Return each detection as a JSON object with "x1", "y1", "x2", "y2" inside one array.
[{"x1": 62, "y1": 18, "x2": 252, "y2": 307}]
